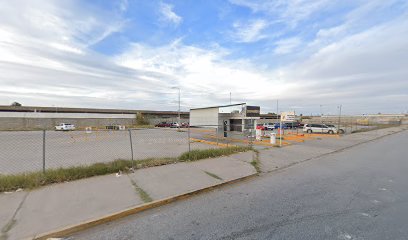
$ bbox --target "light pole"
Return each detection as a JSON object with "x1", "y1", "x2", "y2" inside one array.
[
  {"x1": 172, "y1": 87, "x2": 181, "y2": 131},
  {"x1": 338, "y1": 104, "x2": 342, "y2": 129},
  {"x1": 320, "y1": 104, "x2": 323, "y2": 123}
]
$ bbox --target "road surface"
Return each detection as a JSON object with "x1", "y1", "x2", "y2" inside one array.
[{"x1": 70, "y1": 130, "x2": 408, "y2": 240}]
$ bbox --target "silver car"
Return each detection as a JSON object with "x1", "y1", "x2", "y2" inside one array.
[{"x1": 303, "y1": 124, "x2": 337, "y2": 134}]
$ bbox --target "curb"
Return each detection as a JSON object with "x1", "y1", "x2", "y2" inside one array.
[{"x1": 33, "y1": 173, "x2": 258, "y2": 240}]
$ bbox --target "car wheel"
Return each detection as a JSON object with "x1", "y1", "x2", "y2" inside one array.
[
  {"x1": 307, "y1": 129, "x2": 312, "y2": 133},
  {"x1": 338, "y1": 129, "x2": 345, "y2": 134},
  {"x1": 328, "y1": 130, "x2": 334, "y2": 134}
]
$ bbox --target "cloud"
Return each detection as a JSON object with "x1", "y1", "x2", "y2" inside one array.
[
  {"x1": 272, "y1": 16, "x2": 408, "y2": 113},
  {"x1": 115, "y1": 40, "x2": 277, "y2": 109},
  {"x1": 0, "y1": 0, "x2": 407, "y2": 114},
  {"x1": 159, "y1": 2, "x2": 182, "y2": 26},
  {"x1": 229, "y1": 0, "x2": 331, "y2": 27},
  {"x1": 274, "y1": 37, "x2": 301, "y2": 55},
  {"x1": 118, "y1": 0, "x2": 128, "y2": 13},
  {"x1": 232, "y1": 19, "x2": 268, "y2": 43}
]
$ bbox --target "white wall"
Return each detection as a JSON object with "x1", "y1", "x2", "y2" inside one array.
[{"x1": 190, "y1": 108, "x2": 219, "y2": 126}]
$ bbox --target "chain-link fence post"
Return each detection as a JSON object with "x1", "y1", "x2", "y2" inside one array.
[
  {"x1": 128, "y1": 129, "x2": 134, "y2": 170},
  {"x1": 42, "y1": 130, "x2": 46, "y2": 173},
  {"x1": 216, "y1": 126, "x2": 219, "y2": 146},
  {"x1": 188, "y1": 125, "x2": 191, "y2": 153}
]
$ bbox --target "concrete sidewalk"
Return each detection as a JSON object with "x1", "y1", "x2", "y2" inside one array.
[
  {"x1": 0, "y1": 153, "x2": 256, "y2": 240},
  {"x1": 258, "y1": 126, "x2": 406, "y2": 173}
]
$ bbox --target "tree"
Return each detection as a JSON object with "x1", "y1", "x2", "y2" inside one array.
[
  {"x1": 136, "y1": 112, "x2": 149, "y2": 125},
  {"x1": 11, "y1": 102, "x2": 22, "y2": 106}
]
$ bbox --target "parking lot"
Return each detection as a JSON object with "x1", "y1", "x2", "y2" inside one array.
[
  {"x1": 0, "y1": 128, "x2": 219, "y2": 175},
  {"x1": 0, "y1": 124, "x2": 384, "y2": 175}
]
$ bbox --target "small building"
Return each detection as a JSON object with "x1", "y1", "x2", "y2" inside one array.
[{"x1": 189, "y1": 103, "x2": 260, "y2": 131}]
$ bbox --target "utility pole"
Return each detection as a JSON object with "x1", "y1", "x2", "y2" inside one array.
[
  {"x1": 338, "y1": 104, "x2": 342, "y2": 129},
  {"x1": 230, "y1": 92, "x2": 231, "y2": 104},
  {"x1": 276, "y1": 99, "x2": 279, "y2": 120},
  {"x1": 172, "y1": 87, "x2": 181, "y2": 131},
  {"x1": 320, "y1": 105, "x2": 323, "y2": 123}
]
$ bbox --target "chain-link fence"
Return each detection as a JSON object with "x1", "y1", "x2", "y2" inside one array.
[
  {"x1": 307, "y1": 118, "x2": 397, "y2": 134},
  {"x1": 1, "y1": 120, "x2": 399, "y2": 175},
  {"x1": 0, "y1": 126, "x2": 258, "y2": 175}
]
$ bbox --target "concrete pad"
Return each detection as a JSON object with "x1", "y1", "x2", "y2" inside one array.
[
  {"x1": 128, "y1": 163, "x2": 220, "y2": 200},
  {"x1": 0, "y1": 191, "x2": 26, "y2": 232},
  {"x1": 8, "y1": 174, "x2": 141, "y2": 240},
  {"x1": 189, "y1": 156, "x2": 257, "y2": 181},
  {"x1": 259, "y1": 144, "x2": 333, "y2": 172},
  {"x1": 301, "y1": 137, "x2": 358, "y2": 151},
  {"x1": 229, "y1": 151, "x2": 255, "y2": 163}
]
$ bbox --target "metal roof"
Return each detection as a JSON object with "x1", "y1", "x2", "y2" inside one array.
[
  {"x1": 0, "y1": 105, "x2": 189, "y2": 116},
  {"x1": 190, "y1": 103, "x2": 247, "y2": 111}
]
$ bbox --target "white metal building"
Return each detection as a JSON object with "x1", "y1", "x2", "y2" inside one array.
[{"x1": 189, "y1": 103, "x2": 260, "y2": 131}]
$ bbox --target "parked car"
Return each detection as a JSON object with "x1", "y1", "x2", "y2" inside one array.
[
  {"x1": 262, "y1": 123, "x2": 275, "y2": 130},
  {"x1": 274, "y1": 123, "x2": 289, "y2": 129},
  {"x1": 256, "y1": 124, "x2": 266, "y2": 130},
  {"x1": 303, "y1": 124, "x2": 337, "y2": 134},
  {"x1": 325, "y1": 124, "x2": 345, "y2": 134},
  {"x1": 170, "y1": 122, "x2": 180, "y2": 128},
  {"x1": 181, "y1": 122, "x2": 189, "y2": 128},
  {"x1": 55, "y1": 123, "x2": 75, "y2": 131},
  {"x1": 285, "y1": 122, "x2": 298, "y2": 129},
  {"x1": 155, "y1": 122, "x2": 172, "y2": 127}
]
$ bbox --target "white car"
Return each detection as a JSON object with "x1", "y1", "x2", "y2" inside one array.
[
  {"x1": 263, "y1": 123, "x2": 275, "y2": 130},
  {"x1": 303, "y1": 124, "x2": 337, "y2": 134},
  {"x1": 55, "y1": 123, "x2": 75, "y2": 131}
]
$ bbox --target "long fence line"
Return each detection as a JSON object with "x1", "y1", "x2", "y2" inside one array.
[
  {"x1": 0, "y1": 125, "x2": 255, "y2": 176},
  {"x1": 0, "y1": 122, "x2": 398, "y2": 176}
]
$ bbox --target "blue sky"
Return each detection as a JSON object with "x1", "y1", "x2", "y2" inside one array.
[{"x1": 0, "y1": 0, "x2": 407, "y2": 114}]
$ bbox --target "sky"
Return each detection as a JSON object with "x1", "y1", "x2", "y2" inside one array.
[{"x1": 0, "y1": 0, "x2": 407, "y2": 115}]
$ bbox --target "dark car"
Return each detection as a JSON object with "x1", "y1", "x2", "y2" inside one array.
[
  {"x1": 155, "y1": 122, "x2": 171, "y2": 127},
  {"x1": 274, "y1": 123, "x2": 289, "y2": 129}
]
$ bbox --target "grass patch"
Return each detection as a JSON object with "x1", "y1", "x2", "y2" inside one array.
[
  {"x1": 250, "y1": 149, "x2": 261, "y2": 173},
  {"x1": 0, "y1": 147, "x2": 252, "y2": 193},
  {"x1": 178, "y1": 146, "x2": 252, "y2": 161},
  {"x1": 204, "y1": 171, "x2": 223, "y2": 180},
  {"x1": 132, "y1": 125, "x2": 155, "y2": 129},
  {"x1": 128, "y1": 177, "x2": 153, "y2": 203}
]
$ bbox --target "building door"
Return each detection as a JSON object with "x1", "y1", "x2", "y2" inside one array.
[{"x1": 230, "y1": 119, "x2": 242, "y2": 131}]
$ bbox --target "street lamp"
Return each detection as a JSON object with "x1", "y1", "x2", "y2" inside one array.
[
  {"x1": 337, "y1": 105, "x2": 342, "y2": 129},
  {"x1": 171, "y1": 87, "x2": 181, "y2": 131},
  {"x1": 320, "y1": 104, "x2": 323, "y2": 123}
]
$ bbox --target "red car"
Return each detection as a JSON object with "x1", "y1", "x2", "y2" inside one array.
[
  {"x1": 256, "y1": 124, "x2": 266, "y2": 130},
  {"x1": 155, "y1": 122, "x2": 171, "y2": 127}
]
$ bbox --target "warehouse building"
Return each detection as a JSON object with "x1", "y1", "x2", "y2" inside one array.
[
  {"x1": 0, "y1": 105, "x2": 188, "y2": 130},
  {"x1": 189, "y1": 103, "x2": 260, "y2": 131}
]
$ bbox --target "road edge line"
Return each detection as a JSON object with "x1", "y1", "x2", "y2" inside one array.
[{"x1": 32, "y1": 173, "x2": 258, "y2": 240}]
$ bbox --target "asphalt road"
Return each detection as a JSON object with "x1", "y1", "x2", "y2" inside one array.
[{"x1": 70, "y1": 130, "x2": 408, "y2": 240}]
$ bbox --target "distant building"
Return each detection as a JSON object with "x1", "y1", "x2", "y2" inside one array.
[
  {"x1": 189, "y1": 103, "x2": 260, "y2": 132},
  {"x1": 0, "y1": 105, "x2": 189, "y2": 130}
]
